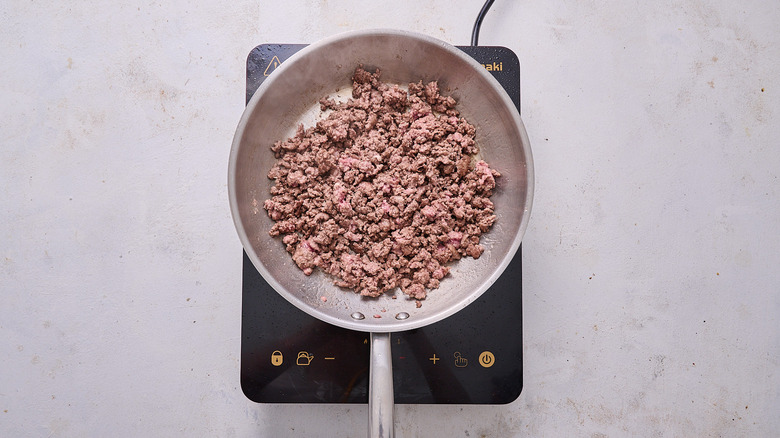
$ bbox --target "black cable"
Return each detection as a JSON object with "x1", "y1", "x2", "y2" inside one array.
[{"x1": 471, "y1": 0, "x2": 496, "y2": 46}]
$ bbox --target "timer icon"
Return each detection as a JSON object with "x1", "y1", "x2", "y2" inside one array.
[{"x1": 478, "y1": 351, "x2": 495, "y2": 368}]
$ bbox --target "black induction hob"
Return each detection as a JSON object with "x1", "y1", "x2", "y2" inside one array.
[{"x1": 241, "y1": 43, "x2": 523, "y2": 404}]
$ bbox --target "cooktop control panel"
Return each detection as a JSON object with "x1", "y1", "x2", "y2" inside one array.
[{"x1": 240, "y1": 44, "x2": 523, "y2": 404}]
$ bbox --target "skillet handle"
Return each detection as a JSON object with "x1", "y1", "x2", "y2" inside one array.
[{"x1": 369, "y1": 332, "x2": 394, "y2": 438}]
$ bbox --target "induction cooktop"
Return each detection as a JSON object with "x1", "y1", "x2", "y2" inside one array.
[{"x1": 240, "y1": 43, "x2": 523, "y2": 404}]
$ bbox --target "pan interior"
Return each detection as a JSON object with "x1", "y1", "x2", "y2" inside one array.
[{"x1": 229, "y1": 30, "x2": 532, "y2": 332}]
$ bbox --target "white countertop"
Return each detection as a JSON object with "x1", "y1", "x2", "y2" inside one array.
[{"x1": 1, "y1": 1, "x2": 778, "y2": 436}]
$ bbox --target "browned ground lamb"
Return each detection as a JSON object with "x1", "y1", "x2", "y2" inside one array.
[{"x1": 263, "y1": 67, "x2": 500, "y2": 303}]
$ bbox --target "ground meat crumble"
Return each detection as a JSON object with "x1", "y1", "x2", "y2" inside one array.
[{"x1": 263, "y1": 67, "x2": 500, "y2": 301}]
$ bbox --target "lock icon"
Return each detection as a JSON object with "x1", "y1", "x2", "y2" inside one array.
[{"x1": 270, "y1": 350, "x2": 283, "y2": 366}]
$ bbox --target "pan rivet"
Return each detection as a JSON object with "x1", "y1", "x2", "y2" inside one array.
[
  {"x1": 395, "y1": 312, "x2": 410, "y2": 320},
  {"x1": 350, "y1": 312, "x2": 365, "y2": 320}
]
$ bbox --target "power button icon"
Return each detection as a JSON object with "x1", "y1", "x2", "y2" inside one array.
[{"x1": 478, "y1": 351, "x2": 495, "y2": 368}]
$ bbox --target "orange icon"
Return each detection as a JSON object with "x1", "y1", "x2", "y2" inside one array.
[
  {"x1": 454, "y1": 352, "x2": 468, "y2": 368},
  {"x1": 296, "y1": 351, "x2": 314, "y2": 366},
  {"x1": 270, "y1": 350, "x2": 283, "y2": 366},
  {"x1": 263, "y1": 56, "x2": 281, "y2": 76},
  {"x1": 478, "y1": 351, "x2": 495, "y2": 368}
]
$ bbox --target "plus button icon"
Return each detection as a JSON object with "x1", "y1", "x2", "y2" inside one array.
[{"x1": 429, "y1": 354, "x2": 440, "y2": 364}]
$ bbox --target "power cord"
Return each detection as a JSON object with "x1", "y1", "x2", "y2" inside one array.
[{"x1": 471, "y1": 0, "x2": 496, "y2": 46}]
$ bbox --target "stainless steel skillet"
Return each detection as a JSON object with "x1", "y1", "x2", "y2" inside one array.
[{"x1": 229, "y1": 29, "x2": 533, "y2": 438}]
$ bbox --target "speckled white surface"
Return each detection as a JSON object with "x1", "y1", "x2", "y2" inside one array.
[{"x1": 1, "y1": 1, "x2": 778, "y2": 436}]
